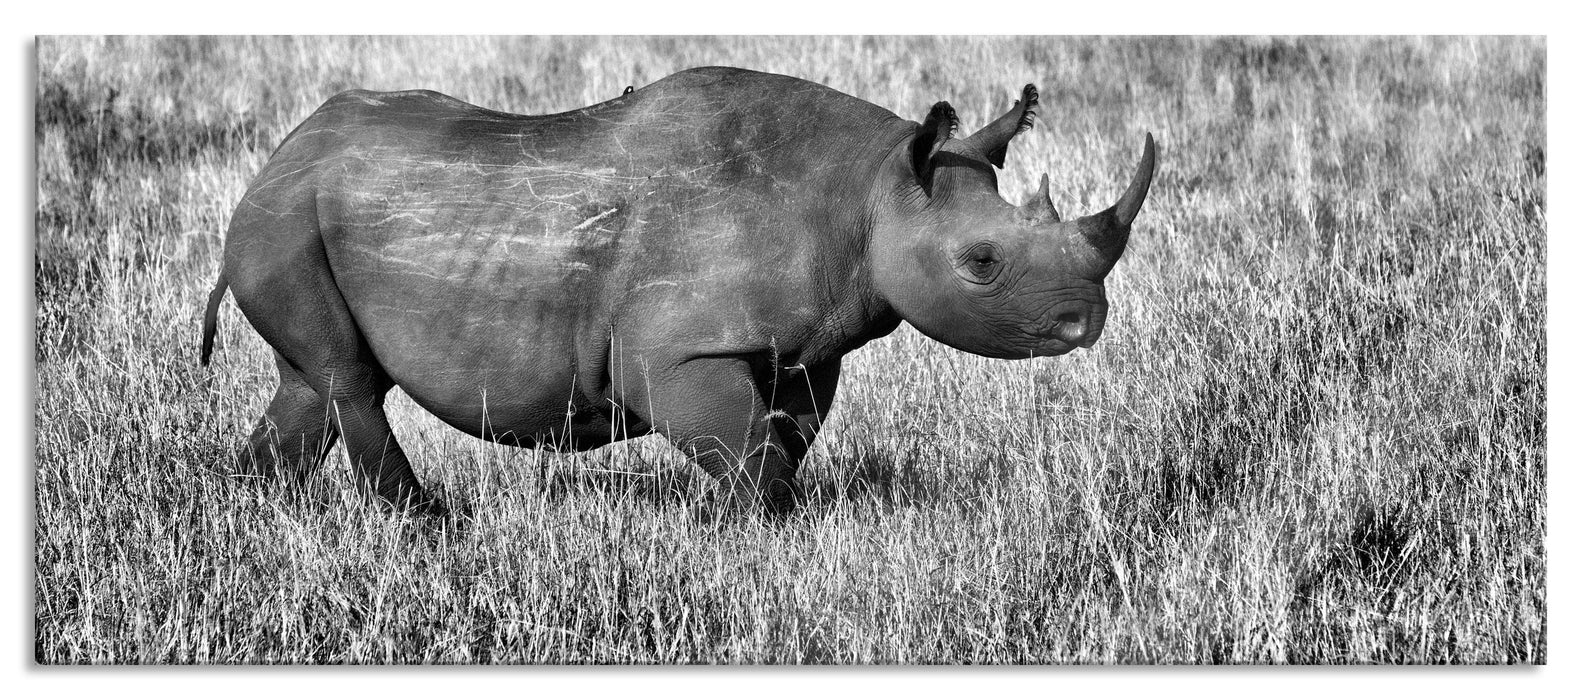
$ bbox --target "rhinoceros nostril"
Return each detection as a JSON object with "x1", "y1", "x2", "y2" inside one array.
[{"x1": 1054, "y1": 310, "x2": 1088, "y2": 343}]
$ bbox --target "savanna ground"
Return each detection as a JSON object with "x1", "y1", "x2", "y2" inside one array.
[{"x1": 33, "y1": 36, "x2": 1545, "y2": 664}]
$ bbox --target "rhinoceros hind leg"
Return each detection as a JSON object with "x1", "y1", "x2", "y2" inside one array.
[
  {"x1": 237, "y1": 352, "x2": 339, "y2": 486},
  {"x1": 329, "y1": 373, "x2": 446, "y2": 516},
  {"x1": 228, "y1": 228, "x2": 442, "y2": 515}
]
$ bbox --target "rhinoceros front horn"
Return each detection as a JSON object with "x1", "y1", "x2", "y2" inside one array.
[
  {"x1": 1114, "y1": 132, "x2": 1157, "y2": 228},
  {"x1": 1078, "y1": 132, "x2": 1157, "y2": 259}
]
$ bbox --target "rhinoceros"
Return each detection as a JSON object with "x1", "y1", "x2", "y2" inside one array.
[{"x1": 201, "y1": 66, "x2": 1156, "y2": 515}]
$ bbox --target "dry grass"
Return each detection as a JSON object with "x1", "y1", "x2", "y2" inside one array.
[{"x1": 33, "y1": 36, "x2": 1545, "y2": 663}]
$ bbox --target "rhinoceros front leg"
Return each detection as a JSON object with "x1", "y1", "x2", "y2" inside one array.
[
  {"x1": 761, "y1": 360, "x2": 842, "y2": 466},
  {"x1": 624, "y1": 355, "x2": 801, "y2": 514}
]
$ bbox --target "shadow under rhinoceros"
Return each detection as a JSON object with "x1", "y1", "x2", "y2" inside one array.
[
  {"x1": 521, "y1": 437, "x2": 946, "y2": 523},
  {"x1": 539, "y1": 461, "x2": 706, "y2": 511},
  {"x1": 798, "y1": 441, "x2": 945, "y2": 516}
]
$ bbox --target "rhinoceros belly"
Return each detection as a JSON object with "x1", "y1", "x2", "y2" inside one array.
[{"x1": 324, "y1": 225, "x2": 625, "y2": 450}]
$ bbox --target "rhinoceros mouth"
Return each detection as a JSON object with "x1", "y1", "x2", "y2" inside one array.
[
  {"x1": 1030, "y1": 338, "x2": 1080, "y2": 358},
  {"x1": 973, "y1": 333, "x2": 1077, "y2": 359},
  {"x1": 1025, "y1": 322, "x2": 1104, "y2": 357}
]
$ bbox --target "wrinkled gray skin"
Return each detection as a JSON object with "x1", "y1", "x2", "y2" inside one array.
[{"x1": 202, "y1": 67, "x2": 1156, "y2": 515}]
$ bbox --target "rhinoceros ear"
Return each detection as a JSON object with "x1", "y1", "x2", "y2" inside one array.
[
  {"x1": 962, "y1": 84, "x2": 1038, "y2": 168},
  {"x1": 911, "y1": 101, "x2": 957, "y2": 192}
]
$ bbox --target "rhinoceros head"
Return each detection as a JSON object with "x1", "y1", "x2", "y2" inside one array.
[{"x1": 871, "y1": 84, "x2": 1157, "y2": 359}]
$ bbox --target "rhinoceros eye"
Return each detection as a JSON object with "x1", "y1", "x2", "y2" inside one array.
[{"x1": 958, "y1": 242, "x2": 1002, "y2": 283}]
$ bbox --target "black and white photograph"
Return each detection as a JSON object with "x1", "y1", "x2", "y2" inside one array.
[{"x1": 28, "y1": 29, "x2": 1547, "y2": 668}]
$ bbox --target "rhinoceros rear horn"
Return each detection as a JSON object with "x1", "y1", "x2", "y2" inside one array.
[
  {"x1": 1077, "y1": 133, "x2": 1158, "y2": 259},
  {"x1": 1018, "y1": 173, "x2": 1060, "y2": 224},
  {"x1": 911, "y1": 101, "x2": 958, "y2": 191},
  {"x1": 962, "y1": 84, "x2": 1038, "y2": 168}
]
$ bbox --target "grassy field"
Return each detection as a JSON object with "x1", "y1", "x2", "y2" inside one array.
[{"x1": 33, "y1": 36, "x2": 1545, "y2": 664}]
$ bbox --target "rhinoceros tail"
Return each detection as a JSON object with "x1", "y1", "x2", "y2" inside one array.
[{"x1": 200, "y1": 273, "x2": 228, "y2": 366}]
